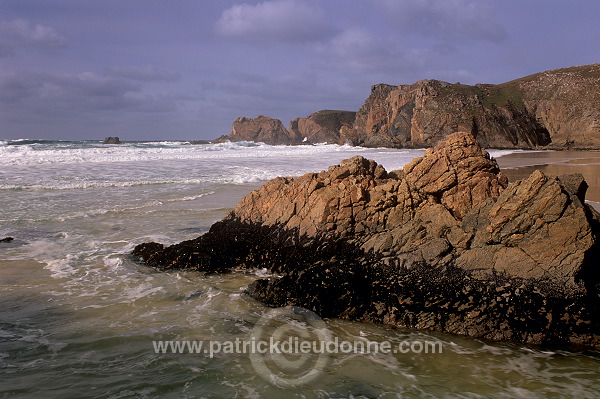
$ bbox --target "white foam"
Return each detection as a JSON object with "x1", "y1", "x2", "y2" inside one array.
[
  {"x1": 0, "y1": 141, "x2": 302, "y2": 165},
  {"x1": 167, "y1": 192, "x2": 215, "y2": 202},
  {"x1": 0, "y1": 179, "x2": 209, "y2": 191},
  {"x1": 0, "y1": 141, "x2": 414, "y2": 167},
  {"x1": 586, "y1": 201, "x2": 600, "y2": 212},
  {"x1": 488, "y1": 149, "x2": 532, "y2": 159},
  {"x1": 122, "y1": 281, "x2": 166, "y2": 302},
  {"x1": 0, "y1": 329, "x2": 15, "y2": 339},
  {"x1": 44, "y1": 259, "x2": 76, "y2": 279}
]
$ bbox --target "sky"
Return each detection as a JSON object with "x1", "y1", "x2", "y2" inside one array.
[{"x1": 1, "y1": 0, "x2": 599, "y2": 141}]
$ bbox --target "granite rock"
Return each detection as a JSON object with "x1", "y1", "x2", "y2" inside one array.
[{"x1": 133, "y1": 132, "x2": 600, "y2": 347}]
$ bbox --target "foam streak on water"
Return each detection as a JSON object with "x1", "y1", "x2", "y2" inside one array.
[{"x1": 1, "y1": 140, "x2": 598, "y2": 398}]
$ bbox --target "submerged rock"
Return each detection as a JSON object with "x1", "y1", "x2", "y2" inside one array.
[{"x1": 133, "y1": 132, "x2": 600, "y2": 348}]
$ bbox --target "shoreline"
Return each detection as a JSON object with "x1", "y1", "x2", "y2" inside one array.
[{"x1": 496, "y1": 150, "x2": 600, "y2": 210}]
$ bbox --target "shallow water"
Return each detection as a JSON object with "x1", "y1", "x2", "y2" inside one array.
[
  {"x1": 497, "y1": 151, "x2": 600, "y2": 213},
  {"x1": 1, "y1": 140, "x2": 599, "y2": 398}
]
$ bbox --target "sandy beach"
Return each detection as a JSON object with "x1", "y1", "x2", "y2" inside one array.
[{"x1": 497, "y1": 150, "x2": 600, "y2": 210}]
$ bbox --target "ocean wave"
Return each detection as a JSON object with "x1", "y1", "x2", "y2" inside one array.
[
  {"x1": 0, "y1": 192, "x2": 217, "y2": 224},
  {"x1": 0, "y1": 179, "x2": 214, "y2": 191},
  {"x1": 487, "y1": 149, "x2": 534, "y2": 159},
  {"x1": 0, "y1": 141, "x2": 385, "y2": 166}
]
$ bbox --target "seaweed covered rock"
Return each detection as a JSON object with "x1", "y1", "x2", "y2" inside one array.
[{"x1": 133, "y1": 132, "x2": 600, "y2": 347}]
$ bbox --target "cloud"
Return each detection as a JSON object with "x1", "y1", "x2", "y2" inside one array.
[
  {"x1": 215, "y1": 0, "x2": 335, "y2": 43},
  {"x1": 313, "y1": 28, "x2": 430, "y2": 81},
  {"x1": 375, "y1": 0, "x2": 506, "y2": 43},
  {"x1": 106, "y1": 65, "x2": 181, "y2": 82},
  {"x1": 318, "y1": 29, "x2": 386, "y2": 71},
  {"x1": 0, "y1": 19, "x2": 67, "y2": 56},
  {"x1": 0, "y1": 70, "x2": 179, "y2": 115},
  {"x1": 198, "y1": 67, "x2": 370, "y2": 132}
]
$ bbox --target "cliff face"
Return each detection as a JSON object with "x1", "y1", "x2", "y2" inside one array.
[
  {"x1": 216, "y1": 65, "x2": 600, "y2": 149},
  {"x1": 516, "y1": 65, "x2": 600, "y2": 148},
  {"x1": 349, "y1": 81, "x2": 550, "y2": 148},
  {"x1": 349, "y1": 64, "x2": 600, "y2": 149},
  {"x1": 289, "y1": 110, "x2": 356, "y2": 144},
  {"x1": 216, "y1": 112, "x2": 356, "y2": 146},
  {"x1": 216, "y1": 115, "x2": 301, "y2": 145}
]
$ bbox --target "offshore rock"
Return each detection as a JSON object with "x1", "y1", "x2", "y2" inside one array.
[
  {"x1": 103, "y1": 136, "x2": 121, "y2": 144},
  {"x1": 134, "y1": 132, "x2": 600, "y2": 347}
]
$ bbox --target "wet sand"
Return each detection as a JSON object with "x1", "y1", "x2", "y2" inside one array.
[{"x1": 496, "y1": 150, "x2": 600, "y2": 210}]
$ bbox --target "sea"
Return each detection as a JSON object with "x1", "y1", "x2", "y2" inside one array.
[{"x1": 1, "y1": 139, "x2": 598, "y2": 398}]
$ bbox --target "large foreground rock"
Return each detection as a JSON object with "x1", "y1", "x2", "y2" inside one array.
[{"x1": 134, "y1": 132, "x2": 600, "y2": 347}]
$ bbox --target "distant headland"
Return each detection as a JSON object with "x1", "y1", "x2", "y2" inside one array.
[{"x1": 214, "y1": 64, "x2": 600, "y2": 150}]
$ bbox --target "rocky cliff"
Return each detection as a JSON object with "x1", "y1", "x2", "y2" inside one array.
[
  {"x1": 216, "y1": 64, "x2": 600, "y2": 149},
  {"x1": 517, "y1": 65, "x2": 600, "y2": 148},
  {"x1": 134, "y1": 132, "x2": 600, "y2": 347},
  {"x1": 288, "y1": 110, "x2": 356, "y2": 144},
  {"x1": 348, "y1": 81, "x2": 551, "y2": 148},
  {"x1": 213, "y1": 115, "x2": 301, "y2": 145},
  {"x1": 348, "y1": 64, "x2": 600, "y2": 149},
  {"x1": 215, "y1": 111, "x2": 356, "y2": 145}
]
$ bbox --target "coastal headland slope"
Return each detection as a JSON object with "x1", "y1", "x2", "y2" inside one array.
[{"x1": 215, "y1": 64, "x2": 600, "y2": 149}]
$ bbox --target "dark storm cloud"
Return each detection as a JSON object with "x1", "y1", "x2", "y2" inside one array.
[
  {"x1": 0, "y1": 19, "x2": 67, "y2": 56},
  {"x1": 215, "y1": 0, "x2": 336, "y2": 43},
  {"x1": 0, "y1": 70, "x2": 179, "y2": 114},
  {"x1": 204, "y1": 69, "x2": 351, "y2": 105}
]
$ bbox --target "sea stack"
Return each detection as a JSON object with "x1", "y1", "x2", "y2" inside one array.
[
  {"x1": 214, "y1": 116, "x2": 301, "y2": 145},
  {"x1": 134, "y1": 132, "x2": 600, "y2": 348}
]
